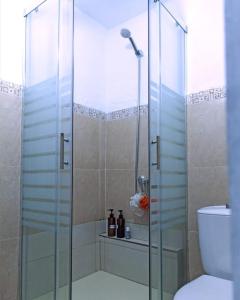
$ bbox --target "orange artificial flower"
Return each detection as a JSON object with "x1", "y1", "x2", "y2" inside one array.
[{"x1": 139, "y1": 194, "x2": 150, "y2": 210}]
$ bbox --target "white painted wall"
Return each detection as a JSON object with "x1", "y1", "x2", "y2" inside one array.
[
  {"x1": 184, "y1": 0, "x2": 225, "y2": 93},
  {"x1": 74, "y1": 6, "x2": 185, "y2": 112},
  {"x1": 187, "y1": 0, "x2": 225, "y2": 93},
  {"x1": 0, "y1": 0, "x2": 24, "y2": 84},
  {"x1": 105, "y1": 12, "x2": 148, "y2": 112},
  {"x1": 74, "y1": 9, "x2": 148, "y2": 112},
  {"x1": 162, "y1": 0, "x2": 187, "y2": 24},
  {"x1": 75, "y1": 0, "x2": 226, "y2": 111},
  {"x1": 0, "y1": 0, "x2": 225, "y2": 95},
  {"x1": 74, "y1": 8, "x2": 107, "y2": 111},
  {"x1": 164, "y1": 0, "x2": 225, "y2": 94},
  {"x1": 0, "y1": 0, "x2": 58, "y2": 85},
  {"x1": 26, "y1": 0, "x2": 59, "y2": 86}
]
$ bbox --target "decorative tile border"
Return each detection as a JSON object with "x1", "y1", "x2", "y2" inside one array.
[
  {"x1": 0, "y1": 79, "x2": 22, "y2": 97},
  {"x1": 75, "y1": 86, "x2": 226, "y2": 119},
  {"x1": 74, "y1": 103, "x2": 106, "y2": 120},
  {"x1": 73, "y1": 103, "x2": 148, "y2": 120},
  {"x1": 187, "y1": 87, "x2": 226, "y2": 105},
  {"x1": 0, "y1": 80, "x2": 226, "y2": 107},
  {"x1": 106, "y1": 104, "x2": 148, "y2": 120}
]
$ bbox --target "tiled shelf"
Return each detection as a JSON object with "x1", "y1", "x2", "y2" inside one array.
[
  {"x1": 99, "y1": 233, "x2": 183, "y2": 252},
  {"x1": 99, "y1": 233, "x2": 151, "y2": 247}
]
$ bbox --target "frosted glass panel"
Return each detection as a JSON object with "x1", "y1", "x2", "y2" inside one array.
[
  {"x1": 149, "y1": 3, "x2": 187, "y2": 300},
  {"x1": 21, "y1": 1, "x2": 73, "y2": 300}
]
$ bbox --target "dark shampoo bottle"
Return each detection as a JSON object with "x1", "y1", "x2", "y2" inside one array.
[
  {"x1": 108, "y1": 209, "x2": 116, "y2": 237},
  {"x1": 117, "y1": 210, "x2": 125, "y2": 238}
]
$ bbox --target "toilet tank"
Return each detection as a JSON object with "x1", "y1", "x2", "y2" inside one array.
[{"x1": 197, "y1": 206, "x2": 232, "y2": 280}]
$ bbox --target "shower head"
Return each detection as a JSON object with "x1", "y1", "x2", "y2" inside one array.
[
  {"x1": 120, "y1": 28, "x2": 131, "y2": 39},
  {"x1": 120, "y1": 28, "x2": 143, "y2": 58}
]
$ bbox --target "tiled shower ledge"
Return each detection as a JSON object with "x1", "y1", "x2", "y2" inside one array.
[{"x1": 99, "y1": 233, "x2": 182, "y2": 252}]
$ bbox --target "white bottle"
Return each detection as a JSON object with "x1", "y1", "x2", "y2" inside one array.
[{"x1": 125, "y1": 226, "x2": 131, "y2": 239}]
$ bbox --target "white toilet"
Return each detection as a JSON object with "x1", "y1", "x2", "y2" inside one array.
[{"x1": 174, "y1": 206, "x2": 233, "y2": 300}]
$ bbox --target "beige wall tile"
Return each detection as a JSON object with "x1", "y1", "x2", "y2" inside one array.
[
  {"x1": 133, "y1": 211, "x2": 149, "y2": 225},
  {"x1": 73, "y1": 112, "x2": 106, "y2": 224},
  {"x1": 99, "y1": 120, "x2": 106, "y2": 170},
  {"x1": 0, "y1": 97, "x2": 21, "y2": 168},
  {"x1": 74, "y1": 114, "x2": 104, "y2": 170},
  {"x1": 0, "y1": 238, "x2": 19, "y2": 300},
  {"x1": 0, "y1": 167, "x2": 20, "y2": 240},
  {"x1": 0, "y1": 93, "x2": 21, "y2": 300},
  {"x1": 188, "y1": 231, "x2": 204, "y2": 280},
  {"x1": 187, "y1": 100, "x2": 228, "y2": 281},
  {"x1": 105, "y1": 169, "x2": 135, "y2": 222},
  {"x1": 105, "y1": 168, "x2": 148, "y2": 225},
  {"x1": 0, "y1": 165, "x2": 20, "y2": 203},
  {"x1": 188, "y1": 166, "x2": 228, "y2": 232},
  {"x1": 98, "y1": 170, "x2": 106, "y2": 221},
  {"x1": 139, "y1": 115, "x2": 149, "y2": 170},
  {"x1": 106, "y1": 118, "x2": 136, "y2": 170},
  {"x1": 105, "y1": 115, "x2": 149, "y2": 224},
  {"x1": 188, "y1": 102, "x2": 227, "y2": 168},
  {"x1": 73, "y1": 112, "x2": 149, "y2": 226},
  {"x1": 0, "y1": 93, "x2": 21, "y2": 111},
  {"x1": 73, "y1": 168, "x2": 99, "y2": 224}
]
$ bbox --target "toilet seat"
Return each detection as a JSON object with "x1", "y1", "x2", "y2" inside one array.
[{"x1": 174, "y1": 275, "x2": 233, "y2": 300}]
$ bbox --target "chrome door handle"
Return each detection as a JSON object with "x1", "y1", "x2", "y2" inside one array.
[
  {"x1": 60, "y1": 133, "x2": 69, "y2": 169},
  {"x1": 151, "y1": 135, "x2": 160, "y2": 169}
]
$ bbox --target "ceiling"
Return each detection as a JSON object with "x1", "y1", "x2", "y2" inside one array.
[
  {"x1": 25, "y1": 0, "x2": 187, "y2": 28},
  {"x1": 75, "y1": 0, "x2": 148, "y2": 28}
]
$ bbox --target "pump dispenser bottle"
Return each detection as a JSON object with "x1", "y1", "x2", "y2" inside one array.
[
  {"x1": 117, "y1": 210, "x2": 125, "y2": 238},
  {"x1": 108, "y1": 209, "x2": 116, "y2": 237}
]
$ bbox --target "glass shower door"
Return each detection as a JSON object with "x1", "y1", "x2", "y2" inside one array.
[
  {"x1": 149, "y1": 2, "x2": 187, "y2": 300},
  {"x1": 21, "y1": 1, "x2": 73, "y2": 299}
]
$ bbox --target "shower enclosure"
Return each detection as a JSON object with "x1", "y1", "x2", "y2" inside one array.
[{"x1": 21, "y1": 1, "x2": 187, "y2": 300}]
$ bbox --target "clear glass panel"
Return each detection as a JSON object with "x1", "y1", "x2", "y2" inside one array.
[
  {"x1": 149, "y1": 1, "x2": 162, "y2": 299},
  {"x1": 56, "y1": 0, "x2": 73, "y2": 299},
  {"x1": 149, "y1": 3, "x2": 187, "y2": 300},
  {"x1": 21, "y1": 0, "x2": 73, "y2": 299},
  {"x1": 72, "y1": 1, "x2": 149, "y2": 299}
]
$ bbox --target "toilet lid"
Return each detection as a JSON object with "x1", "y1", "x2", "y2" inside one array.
[{"x1": 174, "y1": 275, "x2": 233, "y2": 300}]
